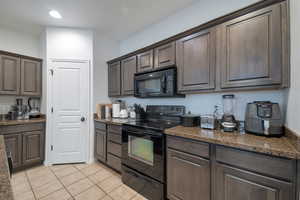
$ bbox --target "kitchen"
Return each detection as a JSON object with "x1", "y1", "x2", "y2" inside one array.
[{"x1": 0, "y1": 0, "x2": 299, "y2": 200}]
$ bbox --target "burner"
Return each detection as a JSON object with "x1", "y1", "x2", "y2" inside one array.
[
  {"x1": 124, "y1": 105, "x2": 185, "y2": 131},
  {"x1": 125, "y1": 120, "x2": 181, "y2": 131}
]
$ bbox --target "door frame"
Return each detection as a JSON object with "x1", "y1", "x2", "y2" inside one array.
[{"x1": 45, "y1": 59, "x2": 92, "y2": 165}]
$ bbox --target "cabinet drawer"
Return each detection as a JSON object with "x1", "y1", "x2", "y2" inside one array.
[
  {"x1": 0, "y1": 123, "x2": 44, "y2": 134},
  {"x1": 108, "y1": 124, "x2": 122, "y2": 134},
  {"x1": 107, "y1": 153, "x2": 121, "y2": 172},
  {"x1": 216, "y1": 145, "x2": 296, "y2": 181},
  {"x1": 167, "y1": 136, "x2": 210, "y2": 159},
  {"x1": 108, "y1": 133, "x2": 121, "y2": 144},
  {"x1": 107, "y1": 141, "x2": 121, "y2": 157},
  {"x1": 95, "y1": 121, "x2": 106, "y2": 131}
]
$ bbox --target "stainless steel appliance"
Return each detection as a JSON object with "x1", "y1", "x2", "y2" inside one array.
[
  {"x1": 11, "y1": 98, "x2": 29, "y2": 120},
  {"x1": 122, "y1": 105, "x2": 185, "y2": 200},
  {"x1": 201, "y1": 115, "x2": 218, "y2": 130},
  {"x1": 134, "y1": 66, "x2": 184, "y2": 98},
  {"x1": 245, "y1": 101, "x2": 283, "y2": 137},
  {"x1": 28, "y1": 97, "x2": 41, "y2": 118},
  {"x1": 221, "y1": 94, "x2": 238, "y2": 132},
  {"x1": 180, "y1": 114, "x2": 200, "y2": 127}
]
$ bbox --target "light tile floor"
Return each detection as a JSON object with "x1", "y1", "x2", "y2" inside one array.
[{"x1": 11, "y1": 162, "x2": 148, "y2": 200}]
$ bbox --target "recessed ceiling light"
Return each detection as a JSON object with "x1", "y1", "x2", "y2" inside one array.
[{"x1": 49, "y1": 10, "x2": 62, "y2": 19}]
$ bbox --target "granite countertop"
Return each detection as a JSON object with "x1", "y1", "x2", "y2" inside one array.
[
  {"x1": 0, "y1": 135, "x2": 14, "y2": 200},
  {"x1": 165, "y1": 126, "x2": 300, "y2": 159},
  {"x1": 94, "y1": 118, "x2": 135, "y2": 125},
  {"x1": 0, "y1": 117, "x2": 46, "y2": 126}
]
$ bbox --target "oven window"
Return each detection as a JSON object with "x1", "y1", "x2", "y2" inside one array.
[
  {"x1": 137, "y1": 78, "x2": 161, "y2": 94},
  {"x1": 128, "y1": 136, "x2": 154, "y2": 166}
]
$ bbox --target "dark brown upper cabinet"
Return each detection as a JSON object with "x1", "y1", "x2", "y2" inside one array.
[
  {"x1": 0, "y1": 55, "x2": 21, "y2": 95},
  {"x1": 107, "y1": 2, "x2": 289, "y2": 96},
  {"x1": 137, "y1": 50, "x2": 154, "y2": 72},
  {"x1": 218, "y1": 3, "x2": 283, "y2": 89},
  {"x1": 176, "y1": 28, "x2": 216, "y2": 93},
  {"x1": 215, "y1": 163, "x2": 294, "y2": 200},
  {"x1": 21, "y1": 59, "x2": 42, "y2": 96},
  {"x1": 154, "y1": 42, "x2": 176, "y2": 69},
  {"x1": 121, "y1": 56, "x2": 137, "y2": 96},
  {"x1": 108, "y1": 61, "x2": 121, "y2": 97}
]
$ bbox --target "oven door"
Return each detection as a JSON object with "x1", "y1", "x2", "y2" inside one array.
[{"x1": 122, "y1": 125, "x2": 165, "y2": 182}]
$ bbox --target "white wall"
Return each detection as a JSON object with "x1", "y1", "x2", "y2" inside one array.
[
  {"x1": 93, "y1": 34, "x2": 120, "y2": 110},
  {"x1": 118, "y1": 91, "x2": 285, "y2": 121},
  {"x1": 46, "y1": 28, "x2": 93, "y2": 60},
  {"x1": 44, "y1": 27, "x2": 94, "y2": 164},
  {"x1": 285, "y1": 0, "x2": 300, "y2": 135},
  {"x1": 0, "y1": 26, "x2": 40, "y2": 57},
  {"x1": 0, "y1": 26, "x2": 41, "y2": 107},
  {"x1": 117, "y1": 0, "x2": 286, "y2": 122},
  {"x1": 120, "y1": 0, "x2": 260, "y2": 54}
]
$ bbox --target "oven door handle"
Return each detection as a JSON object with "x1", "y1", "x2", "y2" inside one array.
[{"x1": 127, "y1": 130, "x2": 163, "y2": 138}]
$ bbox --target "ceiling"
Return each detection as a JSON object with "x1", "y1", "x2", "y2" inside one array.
[{"x1": 0, "y1": 0, "x2": 198, "y2": 41}]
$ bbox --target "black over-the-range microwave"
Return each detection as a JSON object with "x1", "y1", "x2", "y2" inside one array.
[{"x1": 134, "y1": 66, "x2": 184, "y2": 98}]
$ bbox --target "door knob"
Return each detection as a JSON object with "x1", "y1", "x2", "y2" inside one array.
[{"x1": 81, "y1": 117, "x2": 86, "y2": 122}]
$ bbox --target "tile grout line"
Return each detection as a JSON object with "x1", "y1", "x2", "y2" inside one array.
[
  {"x1": 14, "y1": 163, "x2": 140, "y2": 200},
  {"x1": 52, "y1": 164, "x2": 106, "y2": 199},
  {"x1": 24, "y1": 170, "x2": 38, "y2": 200},
  {"x1": 49, "y1": 165, "x2": 81, "y2": 200},
  {"x1": 35, "y1": 167, "x2": 68, "y2": 200}
]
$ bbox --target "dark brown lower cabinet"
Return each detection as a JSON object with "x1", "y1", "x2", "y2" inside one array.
[
  {"x1": 94, "y1": 128, "x2": 107, "y2": 163},
  {"x1": 1, "y1": 123, "x2": 45, "y2": 171},
  {"x1": 94, "y1": 121, "x2": 122, "y2": 173},
  {"x1": 22, "y1": 131, "x2": 44, "y2": 166},
  {"x1": 167, "y1": 148, "x2": 210, "y2": 200},
  {"x1": 4, "y1": 134, "x2": 22, "y2": 168},
  {"x1": 215, "y1": 163, "x2": 294, "y2": 200}
]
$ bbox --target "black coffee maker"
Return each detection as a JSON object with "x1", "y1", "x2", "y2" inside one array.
[{"x1": 221, "y1": 94, "x2": 238, "y2": 132}]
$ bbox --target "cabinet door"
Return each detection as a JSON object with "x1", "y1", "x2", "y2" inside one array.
[
  {"x1": 95, "y1": 129, "x2": 107, "y2": 163},
  {"x1": 154, "y1": 42, "x2": 176, "y2": 69},
  {"x1": 0, "y1": 55, "x2": 20, "y2": 95},
  {"x1": 176, "y1": 29, "x2": 216, "y2": 93},
  {"x1": 20, "y1": 59, "x2": 42, "y2": 96},
  {"x1": 108, "y1": 61, "x2": 121, "y2": 97},
  {"x1": 22, "y1": 131, "x2": 45, "y2": 166},
  {"x1": 215, "y1": 163, "x2": 295, "y2": 200},
  {"x1": 219, "y1": 4, "x2": 283, "y2": 89},
  {"x1": 4, "y1": 134, "x2": 22, "y2": 169},
  {"x1": 167, "y1": 148, "x2": 210, "y2": 200},
  {"x1": 121, "y1": 56, "x2": 136, "y2": 95},
  {"x1": 137, "y1": 50, "x2": 153, "y2": 72}
]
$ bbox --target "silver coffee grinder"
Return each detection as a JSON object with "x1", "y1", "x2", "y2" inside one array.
[{"x1": 221, "y1": 94, "x2": 238, "y2": 132}]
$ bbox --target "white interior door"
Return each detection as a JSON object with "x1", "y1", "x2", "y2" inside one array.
[{"x1": 51, "y1": 60, "x2": 89, "y2": 164}]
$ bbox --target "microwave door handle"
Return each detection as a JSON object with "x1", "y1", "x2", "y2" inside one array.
[{"x1": 161, "y1": 76, "x2": 167, "y2": 93}]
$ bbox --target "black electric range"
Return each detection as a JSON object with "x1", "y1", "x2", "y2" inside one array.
[{"x1": 122, "y1": 105, "x2": 185, "y2": 200}]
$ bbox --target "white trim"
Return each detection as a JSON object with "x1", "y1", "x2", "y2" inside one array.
[{"x1": 45, "y1": 59, "x2": 92, "y2": 165}]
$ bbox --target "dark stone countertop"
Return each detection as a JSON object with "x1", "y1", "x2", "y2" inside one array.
[
  {"x1": 0, "y1": 118, "x2": 46, "y2": 126},
  {"x1": 94, "y1": 117, "x2": 135, "y2": 125},
  {"x1": 165, "y1": 126, "x2": 300, "y2": 159},
  {"x1": 0, "y1": 135, "x2": 14, "y2": 200}
]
